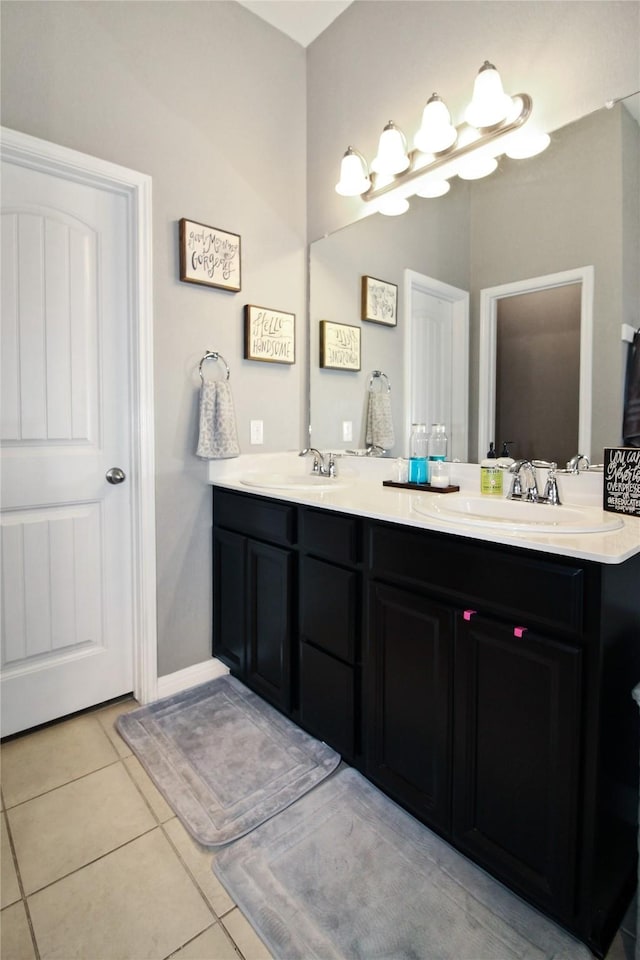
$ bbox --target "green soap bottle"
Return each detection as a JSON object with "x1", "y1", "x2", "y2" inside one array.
[{"x1": 480, "y1": 442, "x2": 503, "y2": 496}]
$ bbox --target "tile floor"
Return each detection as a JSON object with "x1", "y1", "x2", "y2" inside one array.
[
  {"x1": 0, "y1": 697, "x2": 635, "y2": 960},
  {"x1": 1, "y1": 698, "x2": 274, "y2": 960}
]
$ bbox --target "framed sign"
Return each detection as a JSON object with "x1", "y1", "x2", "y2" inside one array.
[
  {"x1": 603, "y1": 447, "x2": 640, "y2": 516},
  {"x1": 179, "y1": 218, "x2": 241, "y2": 292},
  {"x1": 362, "y1": 275, "x2": 398, "y2": 326},
  {"x1": 319, "y1": 320, "x2": 361, "y2": 371},
  {"x1": 244, "y1": 305, "x2": 295, "y2": 364}
]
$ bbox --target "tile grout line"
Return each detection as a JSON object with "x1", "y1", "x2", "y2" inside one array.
[
  {"x1": 2, "y1": 798, "x2": 42, "y2": 960},
  {"x1": 21, "y1": 820, "x2": 161, "y2": 900},
  {"x1": 114, "y1": 734, "x2": 252, "y2": 960},
  {"x1": 2, "y1": 755, "x2": 125, "y2": 812},
  {"x1": 117, "y1": 747, "x2": 248, "y2": 959}
]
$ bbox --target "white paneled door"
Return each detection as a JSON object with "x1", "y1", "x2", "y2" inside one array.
[
  {"x1": 1, "y1": 136, "x2": 152, "y2": 736},
  {"x1": 403, "y1": 271, "x2": 469, "y2": 463}
]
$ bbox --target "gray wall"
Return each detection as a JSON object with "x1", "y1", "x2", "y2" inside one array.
[
  {"x1": 307, "y1": 0, "x2": 640, "y2": 240},
  {"x1": 1, "y1": 1, "x2": 307, "y2": 676}
]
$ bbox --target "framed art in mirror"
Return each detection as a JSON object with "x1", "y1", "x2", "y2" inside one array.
[
  {"x1": 319, "y1": 321, "x2": 361, "y2": 371},
  {"x1": 179, "y1": 218, "x2": 241, "y2": 292},
  {"x1": 362, "y1": 275, "x2": 398, "y2": 326},
  {"x1": 244, "y1": 305, "x2": 295, "y2": 364}
]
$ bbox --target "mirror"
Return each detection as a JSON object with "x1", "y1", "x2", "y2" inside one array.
[{"x1": 309, "y1": 103, "x2": 640, "y2": 463}]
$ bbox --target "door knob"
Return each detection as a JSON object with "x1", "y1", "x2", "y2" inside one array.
[{"x1": 106, "y1": 467, "x2": 126, "y2": 485}]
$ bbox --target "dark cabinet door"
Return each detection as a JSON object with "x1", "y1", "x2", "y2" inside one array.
[
  {"x1": 246, "y1": 539, "x2": 294, "y2": 713},
  {"x1": 212, "y1": 527, "x2": 246, "y2": 675},
  {"x1": 365, "y1": 582, "x2": 454, "y2": 833},
  {"x1": 453, "y1": 614, "x2": 582, "y2": 917}
]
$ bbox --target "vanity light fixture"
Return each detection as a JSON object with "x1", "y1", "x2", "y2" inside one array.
[
  {"x1": 371, "y1": 121, "x2": 410, "y2": 176},
  {"x1": 465, "y1": 60, "x2": 513, "y2": 128},
  {"x1": 335, "y1": 146, "x2": 371, "y2": 196},
  {"x1": 414, "y1": 94, "x2": 457, "y2": 154},
  {"x1": 335, "y1": 61, "x2": 549, "y2": 216}
]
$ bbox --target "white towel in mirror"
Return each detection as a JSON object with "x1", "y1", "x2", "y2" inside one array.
[
  {"x1": 365, "y1": 390, "x2": 395, "y2": 450},
  {"x1": 196, "y1": 380, "x2": 240, "y2": 459}
]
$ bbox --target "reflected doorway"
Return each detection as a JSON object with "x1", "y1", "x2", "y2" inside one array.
[
  {"x1": 495, "y1": 284, "x2": 581, "y2": 465},
  {"x1": 478, "y1": 266, "x2": 594, "y2": 465}
]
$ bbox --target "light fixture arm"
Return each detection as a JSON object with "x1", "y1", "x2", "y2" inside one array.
[{"x1": 362, "y1": 92, "x2": 533, "y2": 203}]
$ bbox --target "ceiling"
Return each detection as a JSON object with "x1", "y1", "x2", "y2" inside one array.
[{"x1": 236, "y1": 0, "x2": 352, "y2": 47}]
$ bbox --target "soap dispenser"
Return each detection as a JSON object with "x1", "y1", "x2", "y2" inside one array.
[
  {"x1": 497, "y1": 441, "x2": 515, "y2": 469},
  {"x1": 480, "y1": 442, "x2": 502, "y2": 496}
]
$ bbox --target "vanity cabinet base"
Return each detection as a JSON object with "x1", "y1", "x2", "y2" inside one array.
[{"x1": 212, "y1": 488, "x2": 640, "y2": 958}]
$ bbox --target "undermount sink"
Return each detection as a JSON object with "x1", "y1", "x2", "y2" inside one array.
[
  {"x1": 413, "y1": 494, "x2": 624, "y2": 534},
  {"x1": 240, "y1": 472, "x2": 343, "y2": 491}
]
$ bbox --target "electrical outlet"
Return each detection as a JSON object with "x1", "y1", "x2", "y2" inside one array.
[
  {"x1": 342, "y1": 420, "x2": 353, "y2": 442},
  {"x1": 250, "y1": 420, "x2": 264, "y2": 444}
]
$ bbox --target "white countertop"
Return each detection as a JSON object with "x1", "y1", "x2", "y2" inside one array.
[{"x1": 207, "y1": 452, "x2": 640, "y2": 565}]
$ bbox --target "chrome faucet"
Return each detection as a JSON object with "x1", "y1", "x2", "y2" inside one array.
[
  {"x1": 508, "y1": 459, "x2": 561, "y2": 504},
  {"x1": 508, "y1": 460, "x2": 540, "y2": 501},
  {"x1": 566, "y1": 453, "x2": 590, "y2": 473},
  {"x1": 299, "y1": 448, "x2": 337, "y2": 477}
]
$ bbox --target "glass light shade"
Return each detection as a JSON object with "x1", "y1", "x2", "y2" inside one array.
[
  {"x1": 414, "y1": 95, "x2": 458, "y2": 154},
  {"x1": 371, "y1": 122, "x2": 410, "y2": 176},
  {"x1": 505, "y1": 129, "x2": 551, "y2": 159},
  {"x1": 465, "y1": 61, "x2": 513, "y2": 128},
  {"x1": 335, "y1": 147, "x2": 371, "y2": 196},
  {"x1": 376, "y1": 193, "x2": 410, "y2": 216},
  {"x1": 415, "y1": 179, "x2": 451, "y2": 198},
  {"x1": 456, "y1": 155, "x2": 498, "y2": 180}
]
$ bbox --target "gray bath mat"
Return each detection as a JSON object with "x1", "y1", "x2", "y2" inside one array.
[
  {"x1": 116, "y1": 675, "x2": 340, "y2": 847},
  {"x1": 213, "y1": 767, "x2": 591, "y2": 960}
]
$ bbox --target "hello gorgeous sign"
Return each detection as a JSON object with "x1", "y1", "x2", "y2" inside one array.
[{"x1": 179, "y1": 218, "x2": 241, "y2": 292}]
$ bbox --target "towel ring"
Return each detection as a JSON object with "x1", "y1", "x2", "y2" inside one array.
[
  {"x1": 199, "y1": 351, "x2": 230, "y2": 382},
  {"x1": 369, "y1": 370, "x2": 391, "y2": 392}
]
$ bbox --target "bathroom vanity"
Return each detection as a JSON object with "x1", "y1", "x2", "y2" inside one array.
[{"x1": 209, "y1": 456, "x2": 640, "y2": 958}]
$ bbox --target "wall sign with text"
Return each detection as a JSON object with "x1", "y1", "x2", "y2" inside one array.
[
  {"x1": 244, "y1": 305, "x2": 295, "y2": 364},
  {"x1": 319, "y1": 320, "x2": 361, "y2": 371},
  {"x1": 603, "y1": 447, "x2": 640, "y2": 516},
  {"x1": 179, "y1": 218, "x2": 241, "y2": 292},
  {"x1": 362, "y1": 275, "x2": 398, "y2": 326}
]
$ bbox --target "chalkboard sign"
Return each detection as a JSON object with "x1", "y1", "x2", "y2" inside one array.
[{"x1": 603, "y1": 447, "x2": 640, "y2": 516}]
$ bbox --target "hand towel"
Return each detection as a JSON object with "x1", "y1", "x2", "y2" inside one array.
[
  {"x1": 623, "y1": 330, "x2": 640, "y2": 447},
  {"x1": 196, "y1": 380, "x2": 240, "y2": 459},
  {"x1": 365, "y1": 390, "x2": 395, "y2": 450}
]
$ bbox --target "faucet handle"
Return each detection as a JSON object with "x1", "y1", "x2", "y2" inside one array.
[
  {"x1": 507, "y1": 470, "x2": 524, "y2": 498},
  {"x1": 542, "y1": 463, "x2": 561, "y2": 505}
]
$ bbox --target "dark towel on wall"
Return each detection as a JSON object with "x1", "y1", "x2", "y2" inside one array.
[{"x1": 623, "y1": 331, "x2": 640, "y2": 447}]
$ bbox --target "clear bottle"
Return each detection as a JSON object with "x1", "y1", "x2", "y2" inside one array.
[
  {"x1": 408, "y1": 422, "x2": 428, "y2": 484},
  {"x1": 428, "y1": 423, "x2": 448, "y2": 462}
]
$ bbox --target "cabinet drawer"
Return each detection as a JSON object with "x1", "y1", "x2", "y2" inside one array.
[
  {"x1": 301, "y1": 508, "x2": 359, "y2": 565},
  {"x1": 213, "y1": 488, "x2": 296, "y2": 546},
  {"x1": 368, "y1": 523, "x2": 584, "y2": 635},
  {"x1": 300, "y1": 556, "x2": 358, "y2": 663},
  {"x1": 300, "y1": 643, "x2": 355, "y2": 760}
]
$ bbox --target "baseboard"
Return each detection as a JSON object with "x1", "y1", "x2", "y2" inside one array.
[{"x1": 156, "y1": 658, "x2": 229, "y2": 699}]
